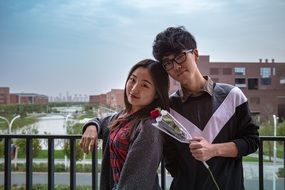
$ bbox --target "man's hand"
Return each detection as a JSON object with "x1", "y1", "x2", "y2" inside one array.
[
  {"x1": 189, "y1": 137, "x2": 217, "y2": 161},
  {"x1": 80, "y1": 125, "x2": 98, "y2": 154}
]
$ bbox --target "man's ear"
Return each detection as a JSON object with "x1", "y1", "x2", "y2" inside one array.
[{"x1": 194, "y1": 49, "x2": 199, "y2": 62}]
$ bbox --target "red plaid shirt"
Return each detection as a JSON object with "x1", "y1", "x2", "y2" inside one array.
[{"x1": 109, "y1": 117, "x2": 134, "y2": 184}]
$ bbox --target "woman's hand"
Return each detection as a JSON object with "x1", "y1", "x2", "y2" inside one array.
[{"x1": 80, "y1": 125, "x2": 98, "y2": 154}]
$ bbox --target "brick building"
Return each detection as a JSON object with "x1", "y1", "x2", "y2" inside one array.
[
  {"x1": 11, "y1": 93, "x2": 49, "y2": 104},
  {"x1": 169, "y1": 56, "x2": 285, "y2": 121},
  {"x1": 0, "y1": 87, "x2": 10, "y2": 104},
  {"x1": 89, "y1": 56, "x2": 285, "y2": 120},
  {"x1": 89, "y1": 89, "x2": 124, "y2": 110},
  {"x1": 89, "y1": 94, "x2": 107, "y2": 105},
  {"x1": 0, "y1": 87, "x2": 49, "y2": 105},
  {"x1": 106, "y1": 89, "x2": 124, "y2": 109}
]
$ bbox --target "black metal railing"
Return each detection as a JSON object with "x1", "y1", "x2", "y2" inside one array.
[
  {"x1": 0, "y1": 134, "x2": 166, "y2": 190},
  {"x1": 1, "y1": 135, "x2": 284, "y2": 190},
  {"x1": 259, "y1": 136, "x2": 285, "y2": 190},
  {"x1": 0, "y1": 134, "x2": 98, "y2": 190}
]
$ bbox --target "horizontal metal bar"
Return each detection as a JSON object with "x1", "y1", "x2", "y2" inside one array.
[{"x1": 0, "y1": 134, "x2": 82, "y2": 139}]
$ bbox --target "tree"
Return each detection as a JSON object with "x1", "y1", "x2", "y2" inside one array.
[
  {"x1": 14, "y1": 127, "x2": 41, "y2": 157},
  {"x1": 15, "y1": 138, "x2": 41, "y2": 157},
  {"x1": 277, "y1": 120, "x2": 285, "y2": 136},
  {"x1": 63, "y1": 140, "x2": 84, "y2": 161},
  {"x1": 259, "y1": 121, "x2": 274, "y2": 161}
]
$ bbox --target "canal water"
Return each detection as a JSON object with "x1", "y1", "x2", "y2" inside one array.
[{"x1": 16, "y1": 114, "x2": 73, "y2": 149}]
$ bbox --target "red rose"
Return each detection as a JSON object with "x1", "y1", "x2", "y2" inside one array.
[{"x1": 150, "y1": 108, "x2": 160, "y2": 119}]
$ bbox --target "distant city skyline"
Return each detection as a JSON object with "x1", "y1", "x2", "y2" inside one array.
[
  {"x1": 1, "y1": 0, "x2": 284, "y2": 97},
  {"x1": 49, "y1": 92, "x2": 89, "y2": 102}
]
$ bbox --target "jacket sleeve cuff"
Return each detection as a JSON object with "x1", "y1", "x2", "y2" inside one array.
[
  {"x1": 82, "y1": 121, "x2": 100, "y2": 134},
  {"x1": 232, "y1": 139, "x2": 247, "y2": 158}
]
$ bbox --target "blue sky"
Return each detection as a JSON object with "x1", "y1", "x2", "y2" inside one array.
[{"x1": 0, "y1": 0, "x2": 284, "y2": 97}]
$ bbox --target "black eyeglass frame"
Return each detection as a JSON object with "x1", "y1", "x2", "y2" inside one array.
[{"x1": 162, "y1": 49, "x2": 194, "y2": 71}]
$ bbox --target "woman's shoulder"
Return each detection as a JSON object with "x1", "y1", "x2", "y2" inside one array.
[{"x1": 138, "y1": 117, "x2": 161, "y2": 134}]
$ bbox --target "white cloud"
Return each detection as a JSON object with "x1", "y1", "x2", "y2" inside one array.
[{"x1": 120, "y1": 0, "x2": 226, "y2": 14}]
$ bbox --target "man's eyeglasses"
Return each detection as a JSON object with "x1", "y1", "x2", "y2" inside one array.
[{"x1": 162, "y1": 49, "x2": 194, "y2": 71}]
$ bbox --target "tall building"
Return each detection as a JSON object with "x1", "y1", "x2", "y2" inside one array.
[{"x1": 169, "y1": 56, "x2": 285, "y2": 120}]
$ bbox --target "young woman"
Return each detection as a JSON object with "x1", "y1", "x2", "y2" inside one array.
[{"x1": 80, "y1": 59, "x2": 169, "y2": 190}]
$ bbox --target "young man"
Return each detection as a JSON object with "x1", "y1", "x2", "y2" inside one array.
[{"x1": 152, "y1": 26, "x2": 259, "y2": 190}]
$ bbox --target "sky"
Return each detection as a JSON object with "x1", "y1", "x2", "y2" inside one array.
[{"x1": 0, "y1": 0, "x2": 284, "y2": 98}]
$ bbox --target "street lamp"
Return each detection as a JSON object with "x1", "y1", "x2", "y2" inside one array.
[
  {"x1": 64, "y1": 113, "x2": 72, "y2": 169},
  {"x1": 0, "y1": 115, "x2": 21, "y2": 134},
  {"x1": 273, "y1": 114, "x2": 279, "y2": 190}
]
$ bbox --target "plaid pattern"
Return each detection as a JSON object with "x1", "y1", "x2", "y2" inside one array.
[{"x1": 109, "y1": 117, "x2": 134, "y2": 184}]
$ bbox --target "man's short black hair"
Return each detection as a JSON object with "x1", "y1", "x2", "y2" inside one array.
[{"x1": 152, "y1": 26, "x2": 197, "y2": 61}]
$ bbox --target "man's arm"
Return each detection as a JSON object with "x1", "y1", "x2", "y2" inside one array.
[{"x1": 189, "y1": 137, "x2": 238, "y2": 161}]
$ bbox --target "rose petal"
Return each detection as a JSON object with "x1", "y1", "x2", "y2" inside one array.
[{"x1": 150, "y1": 109, "x2": 160, "y2": 119}]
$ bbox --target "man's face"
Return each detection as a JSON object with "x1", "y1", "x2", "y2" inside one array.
[{"x1": 162, "y1": 49, "x2": 198, "y2": 85}]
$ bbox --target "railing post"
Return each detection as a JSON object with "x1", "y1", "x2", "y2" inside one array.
[
  {"x1": 4, "y1": 138, "x2": 12, "y2": 190},
  {"x1": 26, "y1": 137, "x2": 33, "y2": 190},
  {"x1": 70, "y1": 138, "x2": 76, "y2": 190},
  {"x1": 283, "y1": 141, "x2": 285, "y2": 189},
  {"x1": 92, "y1": 148, "x2": 98, "y2": 190},
  {"x1": 259, "y1": 139, "x2": 264, "y2": 190},
  {"x1": 48, "y1": 138, "x2": 55, "y2": 190},
  {"x1": 161, "y1": 159, "x2": 166, "y2": 190}
]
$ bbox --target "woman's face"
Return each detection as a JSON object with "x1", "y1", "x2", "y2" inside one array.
[{"x1": 126, "y1": 67, "x2": 156, "y2": 113}]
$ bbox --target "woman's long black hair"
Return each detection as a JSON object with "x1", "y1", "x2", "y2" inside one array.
[{"x1": 109, "y1": 59, "x2": 170, "y2": 135}]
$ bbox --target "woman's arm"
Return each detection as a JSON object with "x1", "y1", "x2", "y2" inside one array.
[{"x1": 80, "y1": 112, "x2": 120, "y2": 154}]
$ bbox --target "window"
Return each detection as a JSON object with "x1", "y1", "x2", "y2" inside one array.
[
  {"x1": 28, "y1": 97, "x2": 33, "y2": 104},
  {"x1": 235, "y1": 78, "x2": 246, "y2": 88},
  {"x1": 260, "y1": 78, "x2": 271, "y2": 85},
  {"x1": 260, "y1": 67, "x2": 271, "y2": 85},
  {"x1": 223, "y1": 68, "x2": 232, "y2": 75},
  {"x1": 0, "y1": 94, "x2": 5, "y2": 103},
  {"x1": 260, "y1": 67, "x2": 271, "y2": 78},
  {"x1": 234, "y1": 67, "x2": 246, "y2": 75},
  {"x1": 248, "y1": 78, "x2": 258, "y2": 90},
  {"x1": 210, "y1": 68, "x2": 219, "y2": 75}
]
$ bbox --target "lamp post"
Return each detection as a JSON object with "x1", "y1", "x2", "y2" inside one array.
[
  {"x1": 9, "y1": 115, "x2": 21, "y2": 134},
  {"x1": 0, "y1": 115, "x2": 21, "y2": 134},
  {"x1": 64, "y1": 113, "x2": 72, "y2": 169},
  {"x1": 273, "y1": 114, "x2": 278, "y2": 190}
]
